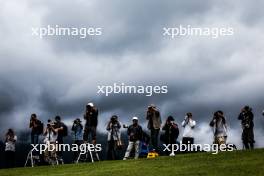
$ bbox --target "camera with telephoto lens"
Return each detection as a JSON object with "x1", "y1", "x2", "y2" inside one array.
[
  {"x1": 111, "y1": 117, "x2": 117, "y2": 124},
  {"x1": 47, "y1": 119, "x2": 55, "y2": 128}
]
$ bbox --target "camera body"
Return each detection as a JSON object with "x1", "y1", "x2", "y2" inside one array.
[
  {"x1": 73, "y1": 120, "x2": 80, "y2": 124},
  {"x1": 47, "y1": 119, "x2": 55, "y2": 128},
  {"x1": 110, "y1": 117, "x2": 117, "y2": 124}
]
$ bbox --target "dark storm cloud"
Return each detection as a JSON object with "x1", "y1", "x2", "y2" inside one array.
[
  {"x1": 0, "y1": 80, "x2": 28, "y2": 115},
  {"x1": 37, "y1": 0, "x2": 214, "y2": 55}
]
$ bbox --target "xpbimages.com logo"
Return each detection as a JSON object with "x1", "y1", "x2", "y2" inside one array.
[
  {"x1": 31, "y1": 142, "x2": 102, "y2": 154},
  {"x1": 31, "y1": 25, "x2": 102, "y2": 39},
  {"x1": 97, "y1": 83, "x2": 168, "y2": 96},
  {"x1": 163, "y1": 25, "x2": 234, "y2": 39},
  {"x1": 163, "y1": 142, "x2": 236, "y2": 155}
]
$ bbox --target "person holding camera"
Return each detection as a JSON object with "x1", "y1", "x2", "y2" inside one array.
[
  {"x1": 43, "y1": 119, "x2": 58, "y2": 164},
  {"x1": 238, "y1": 106, "x2": 255, "y2": 149},
  {"x1": 71, "y1": 118, "x2": 83, "y2": 162},
  {"x1": 54, "y1": 116, "x2": 67, "y2": 162},
  {"x1": 83, "y1": 102, "x2": 98, "y2": 144},
  {"x1": 4, "y1": 129, "x2": 17, "y2": 168},
  {"x1": 106, "y1": 115, "x2": 121, "y2": 160},
  {"x1": 29, "y1": 113, "x2": 42, "y2": 145},
  {"x1": 123, "y1": 117, "x2": 143, "y2": 160},
  {"x1": 209, "y1": 111, "x2": 227, "y2": 146},
  {"x1": 146, "y1": 104, "x2": 161, "y2": 151},
  {"x1": 181, "y1": 112, "x2": 196, "y2": 149},
  {"x1": 162, "y1": 116, "x2": 179, "y2": 154}
]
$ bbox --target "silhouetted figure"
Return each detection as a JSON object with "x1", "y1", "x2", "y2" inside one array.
[
  {"x1": 162, "y1": 116, "x2": 179, "y2": 155},
  {"x1": 5, "y1": 129, "x2": 17, "y2": 168},
  {"x1": 238, "y1": 106, "x2": 255, "y2": 149},
  {"x1": 106, "y1": 115, "x2": 121, "y2": 160},
  {"x1": 146, "y1": 104, "x2": 161, "y2": 151},
  {"x1": 210, "y1": 111, "x2": 228, "y2": 145},
  {"x1": 83, "y1": 102, "x2": 98, "y2": 144}
]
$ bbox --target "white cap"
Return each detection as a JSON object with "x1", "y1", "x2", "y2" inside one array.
[
  {"x1": 87, "y1": 102, "x2": 94, "y2": 107},
  {"x1": 132, "y1": 116, "x2": 138, "y2": 121}
]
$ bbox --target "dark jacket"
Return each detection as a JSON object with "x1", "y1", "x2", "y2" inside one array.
[
  {"x1": 238, "y1": 111, "x2": 254, "y2": 129},
  {"x1": 127, "y1": 124, "x2": 143, "y2": 142},
  {"x1": 162, "y1": 122, "x2": 179, "y2": 144},
  {"x1": 84, "y1": 108, "x2": 98, "y2": 127},
  {"x1": 30, "y1": 119, "x2": 41, "y2": 135},
  {"x1": 146, "y1": 110, "x2": 161, "y2": 130}
]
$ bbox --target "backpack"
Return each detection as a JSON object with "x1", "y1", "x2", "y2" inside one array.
[
  {"x1": 36, "y1": 120, "x2": 44, "y2": 135},
  {"x1": 61, "y1": 123, "x2": 68, "y2": 137}
]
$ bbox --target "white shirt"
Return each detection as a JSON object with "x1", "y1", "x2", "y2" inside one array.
[
  {"x1": 182, "y1": 118, "x2": 196, "y2": 138},
  {"x1": 5, "y1": 135, "x2": 17, "y2": 152}
]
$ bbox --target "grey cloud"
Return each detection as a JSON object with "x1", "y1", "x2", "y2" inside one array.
[{"x1": 34, "y1": 0, "x2": 214, "y2": 55}]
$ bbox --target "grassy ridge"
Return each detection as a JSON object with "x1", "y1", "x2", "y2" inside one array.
[{"x1": 0, "y1": 149, "x2": 263, "y2": 176}]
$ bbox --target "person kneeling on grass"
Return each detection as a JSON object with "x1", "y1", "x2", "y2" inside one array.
[{"x1": 123, "y1": 117, "x2": 143, "y2": 160}]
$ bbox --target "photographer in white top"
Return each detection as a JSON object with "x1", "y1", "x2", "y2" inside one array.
[{"x1": 181, "y1": 112, "x2": 196, "y2": 151}]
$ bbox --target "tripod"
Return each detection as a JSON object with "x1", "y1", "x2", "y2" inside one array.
[
  {"x1": 76, "y1": 143, "x2": 100, "y2": 163},
  {"x1": 24, "y1": 149, "x2": 40, "y2": 167}
]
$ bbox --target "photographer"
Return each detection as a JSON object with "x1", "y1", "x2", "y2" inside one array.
[
  {"x1": 54, "y1": 116, "x2": 67, "y2": 162},
  {"x1": 162, "y1": 116, "x2": 179, "y2": 155},
  {"x1": 71, "y1": 118, "x2": 83, "y2": 162},
  {"x1": 123, "y1": 117, "x2": 143, "y2": 160},
  {"x1": 209, "y1": 111, "x2": 227, "y2": 146},
  {"x1": 238, "y1": 106, "x2": 255, "y2": 149},
  {"x1": 146, "y1": 104, "x2": 161, "y2": 151},
  {"x1": 43, "y1": 120, "x2": 58, "y2": 164},
  {"x1": 29, "y1": 114, "x2": 42, "y2": 145},
  {"x1": 182, "y1": 113, "x2": 196, "y2": 148},
  {"x1": 83, "y1": 102, "x2": 98, "y2": 144},
  {"x1": 106, "y1": 115, "x2": 121, "y2": 160},
  {"x1": 4, "y1": 129, "x2": 17, "y2": 168}
]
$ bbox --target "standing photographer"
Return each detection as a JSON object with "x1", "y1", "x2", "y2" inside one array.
[
  {"x1": 123, "y1": 117, "x2": 143, "y2": 160},
  {"x1": 54, "y1": 116, "x2": 67, "y2": 163},
  {"x1": 162, "y1": 116, "x2": 179, "y2": 155},
  {"x1": 43, "y1": 119, "x2": 58, "y2": 164},
  {"x1": 238, "y1": 106, "x2": 255, "y2": 149},
  {"x1": 106, "y1": 115, "x2": 121, "y2": 160},
  {"x1": 182, "y1": 113, "x2": 196, "y2": 148},
  {"x1": 29, "y1": 114, "x2": 42, "y2": 145},
  {"x1": 146, "y1": 104, "x2": 161, "y2": 151},
  {"x1": 83, "y1": 102, "x2": 98, "y2": 144},
  {"x1": 4, "y1": 129, "x2": 17, "y2": 168},
  {"x1": 71, "y1": 118, "x2": 83, "y2": 162},
  {"x1": 209, "y1": 111, "x2": 228, "y2": 146}
]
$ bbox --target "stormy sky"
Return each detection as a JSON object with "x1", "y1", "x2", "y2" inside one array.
[{"x1": 0, "y1": 0, "x2": 264, "y2": 148}]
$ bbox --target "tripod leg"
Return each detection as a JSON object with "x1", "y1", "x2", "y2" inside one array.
[
  {"x1": 76, "y1": 152, "x2": 82, "y2": 163},
  {"x1": 89, "y1": 149, "x2": 94, "y2": 163},
  {"x1": 24, "y1": 151, "x2": 30, "y2": 167},
  {"x1": 30, "y1": 150, "x2": 34, "y2": 167},
  {"x1": 95, "y1": 152, "x2": 100, "y2": 161}
]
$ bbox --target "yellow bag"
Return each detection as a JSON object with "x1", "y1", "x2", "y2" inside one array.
[{"x1": 147, "y1": 151, "x2": 159, "y2": 159}]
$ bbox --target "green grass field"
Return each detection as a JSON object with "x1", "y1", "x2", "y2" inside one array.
[{"x1": 0, "y1": 149, "x2": 264, "y2": 176}]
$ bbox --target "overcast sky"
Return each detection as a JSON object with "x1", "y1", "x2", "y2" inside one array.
[{"x1": 0, "y1": 0, "x2": 264, "y2": 148}]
